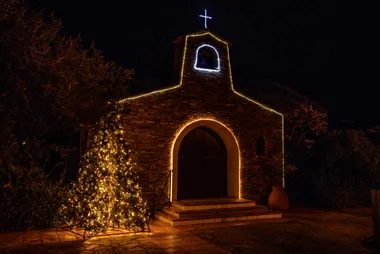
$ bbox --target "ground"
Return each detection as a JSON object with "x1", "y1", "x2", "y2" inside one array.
[{"x1": 0, "y1": 208, "x2": 376, "y2": 253}]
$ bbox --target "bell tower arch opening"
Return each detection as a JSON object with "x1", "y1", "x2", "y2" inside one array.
[{"x1": 194, "y1": 44, "x2": 220, "y2": 72}]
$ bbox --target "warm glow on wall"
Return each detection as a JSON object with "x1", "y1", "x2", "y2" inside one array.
[{"x1": 117, "y1": 31, "x2": 285, "y2": 189}]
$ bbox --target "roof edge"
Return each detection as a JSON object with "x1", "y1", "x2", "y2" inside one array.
[{"x1": 173, "y1": 30, "x2": 232, "y2": 46}]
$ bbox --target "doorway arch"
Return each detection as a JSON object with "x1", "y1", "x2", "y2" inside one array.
[
  {"x1": 178, "y1": 127, "x2": 227, "y2": 199},
  {"x1": 171, "y1": 119, "x2": 240, "y2": 201}
]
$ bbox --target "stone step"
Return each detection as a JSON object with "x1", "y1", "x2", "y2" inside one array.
[
  {"x1": 155, "y1": 208, "x2": 282, "y2": 226},
  {"x1": 163, "y1": 205, "x2": 268, "y2": 219},
  {"x1": 171, "y1": 198, "x2": 256, "y2": 211}
]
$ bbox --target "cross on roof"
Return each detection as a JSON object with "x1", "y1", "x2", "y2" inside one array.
[{"x1": 199, "y1": 9, "x2": 212, "y2": 29}]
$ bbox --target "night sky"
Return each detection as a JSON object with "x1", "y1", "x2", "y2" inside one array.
[{"x1": 26, "y1": 1, "x2": 373, "y2": 129}]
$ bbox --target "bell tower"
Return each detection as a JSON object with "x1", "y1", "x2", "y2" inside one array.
[{"x1": 172, "y1": 31, "x2": 233, "y2": 91}]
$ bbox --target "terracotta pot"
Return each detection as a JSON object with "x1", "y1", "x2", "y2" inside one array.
[{"x1": 268, "y1": 186, "x2": 289, "y2": 212}]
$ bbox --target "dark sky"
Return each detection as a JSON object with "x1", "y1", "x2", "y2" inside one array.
[{"x1": 26, "y1": 0, "x2": 374, "y2": 129}]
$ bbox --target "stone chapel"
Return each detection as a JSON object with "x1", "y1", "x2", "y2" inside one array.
[{"x1": 118, "y1": 30, "x2": 285, "y2": 225}]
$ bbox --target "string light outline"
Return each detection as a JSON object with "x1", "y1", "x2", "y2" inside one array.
[
  {"x1": 117, "y1": 31, "x2": 285, "y2": 192},
  {"x1": 170, "y1": 117, "x2": 241, "y2": 201},
  {"x1": 199, "y1": 9, "x2": 212, "y2": 29},
  {"x1": 193, "y1": 44, "x2": 221, "y2": 72}
]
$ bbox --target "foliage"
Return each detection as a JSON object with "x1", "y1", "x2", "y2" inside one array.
[
  {"x1": 240, "y1": 81, "x2": 328, "y2": 146},
  {"x1": 238, "y1": 81, "x2": 328, "y2": 204},
  {"x1": 261, "y1": 152, "x2": 297, "y2": 186},
  {"x1": 0, "y1": 165, "x2": 67, "y2": 231},
  {"x1": 60, "y1": 104, "x2": 148, "y2": 234},
  {"x1": 238, "y1": 81, "x2": 328, "y2": 185},
  {"x1": 366, "y1": 125, "x2": 380, "y2": 149},
  {"x1": 287, "y1": 102, "x2": 328, "y2": 147},
  {"x1": 0, "y1": 0, "x2": 133, "y2": 177},
  {"x1": 309, "y1": 129, "x2": 380, "y2": 207},
  {"x1": 252, "y1": 152, "x2": 296, "y2": 205}
]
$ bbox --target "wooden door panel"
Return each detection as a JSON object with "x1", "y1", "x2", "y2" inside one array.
[{"x1": 178, "y1": 127, "x2": 227, "y2": 200}]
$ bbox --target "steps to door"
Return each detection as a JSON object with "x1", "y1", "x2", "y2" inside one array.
[{"x1": 155, "y1": 198, "x2": 282, "y2": 226}]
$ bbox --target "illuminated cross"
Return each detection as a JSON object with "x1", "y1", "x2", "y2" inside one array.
[{"x1": 199, "y1": 9, "x2": 212, "y2": 29}]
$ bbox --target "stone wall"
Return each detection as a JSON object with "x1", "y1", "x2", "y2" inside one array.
[{"x1": 119, "y1": 31, "x2": 283, "y2": 204}]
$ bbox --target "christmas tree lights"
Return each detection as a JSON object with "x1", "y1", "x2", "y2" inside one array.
[{"x1": 60, "y1": 104, "x2": 148, "y2": 235}]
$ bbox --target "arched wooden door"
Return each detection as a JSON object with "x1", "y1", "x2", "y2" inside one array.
[{"x1": 178, "y1": 127, "x2": 227, "y2": 199}]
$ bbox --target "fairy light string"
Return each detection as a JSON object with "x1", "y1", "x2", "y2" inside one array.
[{"x1": 60, "y1": 104, "x2": 149, "y2": 235}]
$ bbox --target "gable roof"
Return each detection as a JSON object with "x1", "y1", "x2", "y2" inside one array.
[
  {"x1": 173, "y1": 30, "x2": 232, "y2": 46},
  {"x1": 118, "y1": 31, "x2": 283, "y2": 117}
]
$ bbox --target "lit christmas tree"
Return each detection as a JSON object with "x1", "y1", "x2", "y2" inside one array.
[{"x1": 61, "y1": 103, "x2": 148, "y2": 235}]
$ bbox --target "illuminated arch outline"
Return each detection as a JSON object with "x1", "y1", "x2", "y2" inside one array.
[
  {"x1": 170, "y1": 118, "x2": 240, "y2": 201},
  {"x1": 117, "y1": 31, "x2": 285, "y2": 193},
  {"x1": 194, "y1": 44, "x2": 221, "y2": 72}
]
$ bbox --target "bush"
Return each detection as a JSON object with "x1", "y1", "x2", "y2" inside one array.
[
  {"x1": 309, "y1": 129, "x2": 380, "y2": 208},
  {"x1": 0, "y1": 166, "x2": 67, "y2": 231}
]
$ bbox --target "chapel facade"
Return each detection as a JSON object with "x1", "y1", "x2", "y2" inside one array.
[{"x1": 118, "y1": 31, "x2": 284, "y2": 220}]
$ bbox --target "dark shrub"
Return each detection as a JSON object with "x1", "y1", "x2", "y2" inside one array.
[
  {"x1": 309, "y1": 129, "x2": 380, "y2": 208},
  {"x1": 0, "y1": 166, "x2": 67, "y2": 231}
]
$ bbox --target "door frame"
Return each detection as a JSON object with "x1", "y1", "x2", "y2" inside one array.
[{"x1": 170, "y1": 118, "x2": 241, "y2": 201}]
